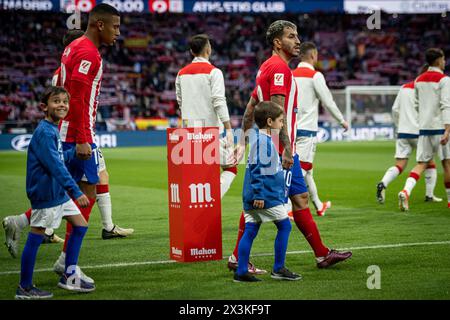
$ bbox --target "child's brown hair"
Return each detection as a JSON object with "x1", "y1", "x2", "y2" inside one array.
[{"x1": 254, "y1": 101, "x2": 284, "y2": 129}]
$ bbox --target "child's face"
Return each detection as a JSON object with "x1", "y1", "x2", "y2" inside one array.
[
  {"x1": 268, "y1": 114, "x2": 284, "y2": 130},
  {"x1": 42, "y1": 93, "x2": 69, "y2": 123}
]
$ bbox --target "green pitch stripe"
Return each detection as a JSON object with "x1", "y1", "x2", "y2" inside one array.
[{"x1": 1, "y1": 240, "x2": 449, "y2": 276}]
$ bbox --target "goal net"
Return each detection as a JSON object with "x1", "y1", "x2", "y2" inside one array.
[{"x1": 322, "y1": 85, "x2": 402, "y2": 142}]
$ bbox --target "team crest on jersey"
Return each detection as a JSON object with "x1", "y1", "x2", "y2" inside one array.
[
  {"x1": 274, "y1": 73, "x2": 284, "y2": 86},
  {"x1": 78, "y1": 60, "x2": 92, "y2": 75}
]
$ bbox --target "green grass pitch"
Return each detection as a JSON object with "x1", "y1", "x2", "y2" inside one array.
[{"x1": 0, "y1": 141, "x2": 449, "y2": 300}]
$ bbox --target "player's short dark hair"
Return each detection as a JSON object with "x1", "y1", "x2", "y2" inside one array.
[
  {"x1": 254, "y1": 101, "x2": 284, "y2": 129},
  {"x1": 189, "y1": 34, "x2": 210, "y2": 55},
  {"x1": 89, "y1": 3, "x2": 120, "y2": 21},
  {"x1": 266, "y1": 20, "x2": 296, "y2": 48},
  {"x1": 63, "y1": 29, "x2": 84, "y2": 47},
  {"x1": 299, "y1": 42, "x2": 317, "y2": 60},
  {"x1": 425, "y1": 48, "x2": 444, "y2": 66},
  {"x1": 40, "y1": 86, "x2": 70, "y2": 106}
]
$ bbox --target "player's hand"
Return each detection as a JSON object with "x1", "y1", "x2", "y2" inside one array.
[
  {"x1": 341, "y1": 121, "x2": 349, "y2": 132},
  {"x1": 282, "y1": 149, "x2": 294, "y2": 169},
  {"x1": 253, "y1": 200, "x2": 264, "y2": 209},
  {"x1": 440, "y1": 131, "x2": 449, "y2": 145},
  {"x1": 235, "y1": 143, "x2": 246, "y2": 165},
  {"x1": 76, "y1": 194, "x2": 90, "y2": 208},
  {"x1": 76, "y1": 143, "x2": 92, "y2": 160},
  {"x1": 225, "y1": 129, "x2": 234, "y2": 148},
  {"x1": 225, "y1": 129, "x2": 237, "y2": 166}
]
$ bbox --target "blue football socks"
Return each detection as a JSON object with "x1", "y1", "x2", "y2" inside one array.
[
  {"x1": 273, "y1": 218, "x2": 292, "y2": 272},
  {"x1": 20, "y1": 232, "x2": 44, "y2": 288},
  {"x1": 65, "y1": 226, "x2": 88, "y2": 276},
  {"x1": 237, "y1": 222, "x2": 260, "y2": 276}
]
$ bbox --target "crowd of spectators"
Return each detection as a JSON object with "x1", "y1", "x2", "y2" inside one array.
[{"x1": 1, "y1": 10, "x2": 449, "y2": 132}]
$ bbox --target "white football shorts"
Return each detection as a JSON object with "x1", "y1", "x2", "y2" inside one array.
[
  {"x1": 30, "y1": 199, "x2": 80, "y2": 229},
  {"x1": 394, "y1": 138, "x2": 417, "y2": 159},
  {"x1": 97, "y1": 147, "x2": 107, "y2": 172},
  {"x1": 417, "y1": 135, "x2": 450, "y2": 162},
  {"x1": 244, "y1": 204, "x2": 289, "y2": 224},
  {"x1": 296, "y1": 136, "x2": 317, "y2": 164}
]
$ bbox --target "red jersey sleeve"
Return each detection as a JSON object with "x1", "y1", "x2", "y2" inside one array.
[
  {"x1": 52, "y1": 67, "x2": 61, "y2": 86},
  {"x1": 251, "y1": 87, "x2": 259, "y2": 102}
]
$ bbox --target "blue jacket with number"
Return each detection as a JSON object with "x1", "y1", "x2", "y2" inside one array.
[
  {"x1": 26, "y1": 120, "x2": 83, "y2": 209},
  {"x1": 242, "y1": 130, "x2": 285, "y2": 210}
]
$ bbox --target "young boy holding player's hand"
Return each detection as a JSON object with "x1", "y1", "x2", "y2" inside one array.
[
  {"x1": 15, "y1": 86, "x2": 94, "y2": 299},
  {"x1": 234, "y1": 101, "x2": 301, "y2": 282}
]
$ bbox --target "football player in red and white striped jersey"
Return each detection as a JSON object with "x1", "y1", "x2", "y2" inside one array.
[
  {"x1": 229, "y1": 21, "x2": 352, "y2": 276},
  {"x1": 53, "y1": 3, "x2": 122, "y2": 285},
  {"x1": 54, "y1": 29, "x2": 134, "y2": 241}
]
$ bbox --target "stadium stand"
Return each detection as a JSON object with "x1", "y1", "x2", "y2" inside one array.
[{"x1": 1, "y1": 11, "x2": 449, "y2": 132}]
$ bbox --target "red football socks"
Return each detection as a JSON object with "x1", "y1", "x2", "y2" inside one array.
[
  {"x1": 63, "y1": 197, "x2": 96, "y2": 252},
  {"x1": 25, "y1": 208, "x2": 32, "y2": 222},
  {"x1": 232, "y1": 212, "x2": 246, "y2": 259},
  {"x1": 292, "y1": 208, "x2": 329, "y2": 257}
]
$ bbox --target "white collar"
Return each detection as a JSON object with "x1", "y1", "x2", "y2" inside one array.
[
  {"x1": 428, "y1": 66, "x2": 443, "y2": 74},
  {"x1": 193, "y1": 57, "x2": 210, "y2": 64},
  {"x1": 298, "y1": 61, "x2": 315, "y2": 70}
]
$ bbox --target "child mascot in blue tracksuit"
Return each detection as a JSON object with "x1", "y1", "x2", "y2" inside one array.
[
  {"x1": 235, "y1": 101, "x2": 301, "y2": 282},
  {"x1": 15, "y1": 86, "x2": 95, "y2": 299}
]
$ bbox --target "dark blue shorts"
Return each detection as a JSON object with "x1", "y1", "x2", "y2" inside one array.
[
  {"x1": 283, "y1": 153, "x2": 308, "y2": 202},
  {"x1": 63, "y1": 142, "x2": 99, "y2": 185}
]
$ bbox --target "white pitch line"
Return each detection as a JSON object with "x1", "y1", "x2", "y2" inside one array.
[{"x1": 1, "y1": 240, "x2": 449, "y2": 276}]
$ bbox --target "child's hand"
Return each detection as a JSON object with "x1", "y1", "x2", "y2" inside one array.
[
  {"x1": 253, "y1": 200, "x2": 264, "y2": 209},
  {"x1": 76, "y1": 194, "x2": 90, "y2": 208}
]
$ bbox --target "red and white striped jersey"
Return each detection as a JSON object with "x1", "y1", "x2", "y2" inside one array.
[
  {"x1": 251, "y1": 54, "x2": 298, "y2": 154},
  {"x1": 175, "y1": 57, "x2": 229, "y2": 131},
  {"x1": 391, "y1": 82, "x2": 419, "y2": 136},
  {"x1": 293, "y1": 62, "x2": 345, "y2": 132},
  {"x1": 57, "y1": 35, "x2": 103, "y2": 144},
  {"x1": 414, "y1": 66, "x2": 450, "y2": 133}
]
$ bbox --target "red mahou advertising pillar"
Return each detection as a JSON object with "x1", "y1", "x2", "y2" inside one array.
[{"x1": 167, "y1": 127, "x2": 222, "y2": 262}]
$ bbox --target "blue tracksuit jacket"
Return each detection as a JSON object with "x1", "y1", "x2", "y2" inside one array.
[
  {"x1": 26, "y1": 120, "x2": 83, "y2": 209},
  {"x1": 242, "y1": 130, "x2": 285, "y2": 210}
]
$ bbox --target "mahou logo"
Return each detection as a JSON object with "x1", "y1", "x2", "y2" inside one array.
[
  {"x1": 169, "y1": 133, "x2": 180, "y2": 142},
  {"x1": 190, "y1": 247, "x2": 217, "y2": 257},
  {"x1": 187, "y1": 132, "x2": 213, "y2": 141},
  {"x1": 189, "y1": 183, "x2": 212, "y2": 204}
]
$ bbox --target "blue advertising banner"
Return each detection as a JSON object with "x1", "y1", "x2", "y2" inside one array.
[
  {"x1": 183, "y1": 0, "x2": 343, "y2": 13},
  {"x1": 0, "y1": 126, "x2": 395, "y2": 151},
  {"x1": 306, "y1": 125, "x2": 395, "y2": 143},
  {"x1": 0, "y1": 0, "x2": 344, "y2": 13},
  {"x1": 0, "y1": 130, "x2": 167, "y2": 151}
]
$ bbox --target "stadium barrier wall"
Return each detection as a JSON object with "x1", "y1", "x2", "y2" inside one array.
[
  {"x1": 1, "y1": 130, "x2": 167, "y2": 151},
  {"x1": 0, "y1": 125, "x2": 395, "y2": 151}
]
